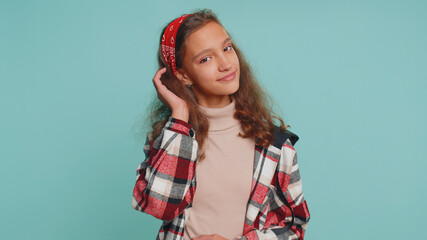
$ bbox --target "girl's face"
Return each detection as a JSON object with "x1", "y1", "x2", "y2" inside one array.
[{"x1": 177, "y1": 21, "x2": 240, "y2": 108}]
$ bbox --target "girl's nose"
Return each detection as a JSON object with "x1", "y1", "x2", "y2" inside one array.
[{"x1": 218, "y1": 55, "x2": 232, "y2": 71}]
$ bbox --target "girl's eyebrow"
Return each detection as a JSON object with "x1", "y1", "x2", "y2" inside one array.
[{"x1": 192, "y1": 37, "x2": 231, "y2": 61}]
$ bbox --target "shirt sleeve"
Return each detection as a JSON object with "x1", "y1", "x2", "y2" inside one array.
[
  {"x1": 131, "y1": 117, "x2": 199, "y2": 221},
  {"x1": 235, "y1": 139, "x2": 311, "y2": 240}
]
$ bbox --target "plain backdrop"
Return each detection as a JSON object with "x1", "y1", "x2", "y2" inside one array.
[{"x1": 1, "y1": 0, "x2": 426, "y2": 239}]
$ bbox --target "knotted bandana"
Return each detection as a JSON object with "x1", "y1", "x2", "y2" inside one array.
[{"x1": 161, "y1": 14, "x2": 193, "y2": 77}]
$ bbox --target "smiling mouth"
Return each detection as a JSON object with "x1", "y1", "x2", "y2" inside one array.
[{"x1": 218, "y1": 71, "x2": 236, "y2": 81}]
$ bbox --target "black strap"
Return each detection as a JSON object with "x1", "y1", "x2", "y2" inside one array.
[
  {"x1": 272, "y1": 126, "x2": 298, "y2": 232},
  {"x1": 272, "y1": 126, "x2": 299, "y2": 149},
  {"x1": 276, "y1": 176, "x2": 294, "y2": 232}
]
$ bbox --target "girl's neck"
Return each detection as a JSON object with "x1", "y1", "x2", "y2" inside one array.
[
  {"x1": 196, "y1": 95, "x2": 232, "y2": 108},
  {"x1": 199, "y1": 98, "x2": 239, "y2": 132}
]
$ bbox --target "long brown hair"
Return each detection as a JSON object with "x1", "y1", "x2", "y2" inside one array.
[{"x1": 148, "y1": 9, "x2": 288, "y2": 159}]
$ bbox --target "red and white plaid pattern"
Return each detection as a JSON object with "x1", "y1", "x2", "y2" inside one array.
[{"x1": 132, "y1": 117, "x2": 310, "y2": 240}]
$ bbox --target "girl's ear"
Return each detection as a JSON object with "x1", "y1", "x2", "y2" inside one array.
[{"x1": 176, "y1": 68, "x2": 193, "y2": 86}]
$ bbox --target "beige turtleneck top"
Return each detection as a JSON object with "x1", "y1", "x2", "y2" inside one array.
[{"x1": 183, "y1": 100, "x2": 255, "y2": 240}]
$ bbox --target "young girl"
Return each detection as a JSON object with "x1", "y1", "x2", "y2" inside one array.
[{"x1": 132, "y1": 9, "x2": 310, "y2": 240}]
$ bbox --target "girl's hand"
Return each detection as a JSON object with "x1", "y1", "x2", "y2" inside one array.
[
  {"x1": 152, "y1": 67, "x2": 189, "y2": 122},
  {"x1": 192, "y1": 234, "x2": 228, "y2": 240}
]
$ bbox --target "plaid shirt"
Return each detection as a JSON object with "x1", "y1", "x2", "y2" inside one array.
[{"x1": 132, "y1": 117, "x2": 310, "y2": 240}]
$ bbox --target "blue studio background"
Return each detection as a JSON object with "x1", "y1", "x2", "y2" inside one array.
[{"x1": 1, "y1": 0, "x2": 426, "y2": 239}]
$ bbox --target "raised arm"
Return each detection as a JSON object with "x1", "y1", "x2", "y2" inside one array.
[{"x1": 131, "y1": 117, "x2": 199, "y2": 221}]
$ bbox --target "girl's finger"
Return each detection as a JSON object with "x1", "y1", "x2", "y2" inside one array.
[
  {"x1": 157, "y1": 67, "x2": 167, "y2": 76},
  {"x1": 152, "y1": 67, "x2": 167, "y2": 90},
  {"x1": 153, "y1": 67, "x2": 167, "y2": 82}
]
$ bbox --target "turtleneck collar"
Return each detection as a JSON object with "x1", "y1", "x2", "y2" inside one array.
[{"x1": 199, "y1": 99, "x2": 240, "y2": 133}]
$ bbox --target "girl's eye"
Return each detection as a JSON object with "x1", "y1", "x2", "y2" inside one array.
[
  {"x1": 200, "y1": 57, "x2": 211, "y2": 64},
  {"x1": 224, "y1": 45, "x2": 233, "y2": 51}
]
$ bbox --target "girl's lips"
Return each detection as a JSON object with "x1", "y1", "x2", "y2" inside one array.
[{"x1": 218, "y1": 71, "x2": 236, "y2": 81}]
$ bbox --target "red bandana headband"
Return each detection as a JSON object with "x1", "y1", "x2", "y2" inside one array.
[{"x1": 161, "y1": 14, "x2": 193, "y2": 77}]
